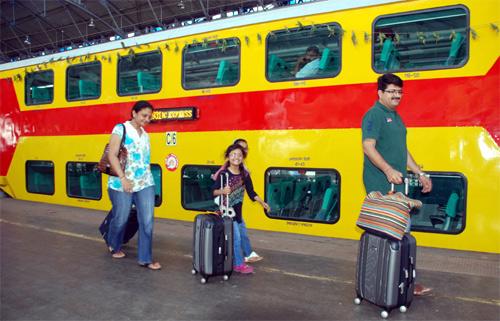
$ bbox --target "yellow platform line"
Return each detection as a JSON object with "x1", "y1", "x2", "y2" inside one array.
[
  {"x1": 1, "y1": 218, "x2": 499, "y2": 307},
  {"x1": 0, "y1": 218, "x2": 103, "y2": 242}
]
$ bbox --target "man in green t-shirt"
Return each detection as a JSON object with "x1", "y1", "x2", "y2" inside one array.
[{"x1": 361, "y1": 73, "x2": 433, "y2": 296}]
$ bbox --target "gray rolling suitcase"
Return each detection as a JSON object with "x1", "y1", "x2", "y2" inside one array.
[
  {"x1": 191, "y1": 173, "x2": 233, "y2": 284},
  {"x1": 354, "y1": 231, "x2": 416, "y2": 319}
]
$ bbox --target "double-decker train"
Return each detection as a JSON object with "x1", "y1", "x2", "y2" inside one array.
[{"x1": 1, "y1": 0, "x2": 498, "y2": 253}]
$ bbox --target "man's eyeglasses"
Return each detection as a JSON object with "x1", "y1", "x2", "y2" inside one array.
[{"x1": 384, "y1": 89, "x2": 403, "y2": 95}]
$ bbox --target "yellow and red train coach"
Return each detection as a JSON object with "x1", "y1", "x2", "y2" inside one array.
[{"x1": 0, "y1": 0, "x2": 499, "y2": 253}]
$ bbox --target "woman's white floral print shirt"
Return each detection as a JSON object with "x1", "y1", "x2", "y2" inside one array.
[{"x1": 108, "y1": 121, "x2": 154, "y2": 192}]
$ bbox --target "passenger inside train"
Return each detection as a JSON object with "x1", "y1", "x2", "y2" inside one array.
[{"x1": 293, "y1": 45, "x2": 321, "y2": 78}]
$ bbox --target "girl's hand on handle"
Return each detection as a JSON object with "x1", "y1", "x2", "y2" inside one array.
[
  {"x1": 222, "y1": 185, "x2": 231, "y2": 195},
  {"x1": 260, "y1": 201, "x2": 271, "y2": 213}
]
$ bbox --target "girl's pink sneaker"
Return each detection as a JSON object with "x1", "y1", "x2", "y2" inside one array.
[{"x1": 234, "y1": 264, "x2": 254, "y2": 274}]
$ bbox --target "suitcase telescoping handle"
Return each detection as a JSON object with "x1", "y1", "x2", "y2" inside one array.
[
  {"x1": 220, "y1": 173, "x2": 235, "y2": 218},
  {"x1": 389, "y1": 177, "x2": 409, "y2": 195}
]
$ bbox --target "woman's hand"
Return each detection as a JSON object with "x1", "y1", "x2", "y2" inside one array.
[{"x1": 121, "y1": 177, "x2": 133, "y2": 193}]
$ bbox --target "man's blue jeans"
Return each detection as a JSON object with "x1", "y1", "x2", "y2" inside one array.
[
  {"x1": 108, "y1": 186, "x2": 155, "y2": 264},
  {"x1": 233, "y1": 219, "x2": 252, "y2": 267}
]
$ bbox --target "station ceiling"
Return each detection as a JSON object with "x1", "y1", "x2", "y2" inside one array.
[{"x1": 0, "y1": 0, "x2": 283, "y2": 63}]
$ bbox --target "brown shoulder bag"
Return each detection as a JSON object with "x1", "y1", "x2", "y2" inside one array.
[{"x1": 98, "y1": 124, "x2": 128, "y2": 176}]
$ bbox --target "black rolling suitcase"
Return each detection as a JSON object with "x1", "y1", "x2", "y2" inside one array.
[
  {"x1": 99, "y1": 207, "x2": 138, "y2": 245},
  {"x1": 354, "y1": 231, "x2": 416, "y2": 319},
  {"x1": 191, "y1": 173, "x2": 233, "y2": 284}
]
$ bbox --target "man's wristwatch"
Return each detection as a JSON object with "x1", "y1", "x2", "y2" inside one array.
[{"x1": 417, "y1": 172, "x2": 427, "y2": 178}]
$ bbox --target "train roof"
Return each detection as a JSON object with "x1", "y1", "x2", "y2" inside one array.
[{"x1": 0, "y1": 0, "x2": 399, "y2": 72}]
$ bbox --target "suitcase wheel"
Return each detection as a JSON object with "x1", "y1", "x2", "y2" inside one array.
[
  {"x1": 191, "y1": 269, "x2": 197, "y2": 275},
  {"x1": 223, "y1": 274, "x2": 229, "y2": 281},
  {"x1": 200, "y1": 277, "x2": 207, "y2": 284},
  {"x1": 381, "y1": 310, "x2": 389, "y2": 319},
  {"x1": 399, "y1": 306, "x2": 407, "y2": 313},
  {"x1": 353, "y1": 297, "x2": 361, "y2": 305}
]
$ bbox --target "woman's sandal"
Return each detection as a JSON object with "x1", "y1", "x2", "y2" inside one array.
[
  {"x1": 414, "y1": 284, "x2": 432, "y2": 296},
  {"x1": 111, "y1": 250, "x2": 126, "y2": 259},
  {"x1": 139, "y1": 262, "x2": 162, "y2": 270}
]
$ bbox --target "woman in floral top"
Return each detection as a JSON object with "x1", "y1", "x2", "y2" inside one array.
[{"x1": 107, "y1": 100, "x2": 161, "y2": 270}]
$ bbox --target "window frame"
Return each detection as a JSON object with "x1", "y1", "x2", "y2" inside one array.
[
  {"x1": 24, "y1": 69, "x2": 55, "y2": 106},
  {"x1": 265, "y1": 22, "x2": 343, "y2": 83},
  {"x1": 408, "y1": 171, "x2": 467, "y2": 235},
  {"x1": 180, "y1": 164, "x2": 221, "y2": 211},
  {"x1": 65, "y1": 161, "x2": 102, "y2": 200},
  {"x1": 65, "y1": 61, "x2": 102, "y2": 102},
  {"x1": 264, "y1": 167, "x2": 341, "y2": 224},
  {"x1": 116, "y1": 50, "x2": 163, "y2": 96},
  {"x1": 25, "y1": 160, "x2": 55, "y2": 195},
  {"x1": 181, "y1": 37, "x2": 242, "y2": 90},
  {"x1": 371, "y1": 5, "x2": 470, "y2": 74},
  {"x1": 150, "y1": 163, "x2": 163, "y2": 207}
]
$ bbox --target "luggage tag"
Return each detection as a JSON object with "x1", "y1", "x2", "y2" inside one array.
[{"x1": 220, "y1": 173, "x2": 236, "y2": 218}]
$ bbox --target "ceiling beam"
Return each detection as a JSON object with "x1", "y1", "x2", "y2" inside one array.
[
  {"x1": 58, "y1": 0, "x2": 86, "y2": 43},
  {"x1": 8, "y1": 25, "x2": 31, "y2": 56},
  {"x1": 36, "y1": 19, "x2": 58, "y2": 51},
  {"x1": 197, "y1": 0, "x2": 210, "y2": 19},
  {"x1": 105, "y1": 0, "x2": 136, "y2": 29},
  {"x1": 99, "y1": 0, "x2": 126, "y2": 37},
  {"x1": 1, "y1": 38, "x2": 28, "y2": 58},
  {"x1": 63, "y1": 0, "x2": 125, "y2": 38},
  {"x1": 16, "y1": 1, "x2": 60, "y2": 30},
  {"x1": 146, "y1": 0, "x2": 161, "y2": 26}
]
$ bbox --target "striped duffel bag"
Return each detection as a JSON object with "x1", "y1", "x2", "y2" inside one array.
[{"x1": 356, "y1": 191, "x2": 422, "y2": 240}]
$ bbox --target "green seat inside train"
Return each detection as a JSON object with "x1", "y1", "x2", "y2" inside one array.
[
  {"x1": 430, "y1": 192, "x2": 459, "y2": 231},
  {"x1": 137, "y1": 71, "x2": 160, "y2": 92},
  {"x1": 182, "y1": 167, "x2": 219, "y2": 211},
  {"x1": 78, "y1": 79, "x2": 99, "y2": 98},
  {"x1": 215, "y1": 60, "x2": 238, "y2": 85},
  {"x1": 120, "y1": 76, "x2": 139, "y2": 93},
  {"x1": 268, "y1": 54, "x2": 288, "y2": 80},
  {"x1": 150, "y1": 165, "x2": 162, "y2": 206},
  {"x1": 315, "y1": 185, "x2": 338, "y2": 222},
  {"x1": 379, "y1": 39, "x2": 400, "y2": 71},
  {"x1": 266, "y1": 182, "x2": 282, "y2": 216},
  {"x1": 32, "y1": 171, "x2": 54, "y2": 194},
  {"x1": 197, "y1": 168, "x2": 215, "y2": 200},
  {"x1": 31, "y1": 86, "x2": 52, "y2": 102},
  {"x1": 445, "y1": 33, "x2": 464, "y2": 66},
  {"x1": 278, "y1": 181, "x2": 294, "y2": 216},
  {"x1": 79, "y1": 173, "x2": 100, "y2": 199},
  {"x1": 318, "y1": 47, "x2": 337, "y2": 74}
]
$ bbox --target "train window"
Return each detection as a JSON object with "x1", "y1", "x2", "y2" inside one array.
[
  {"x1": 406, "y1": 172, "x2": 466, "y2": 234},
  {"x1": 66, "y1": 62, "x2": 101, "y2": 101},
  {"x1": 118, "y1": 50, "x2": 162, "y2": 95},
  {"x1": 182, "y1": 38, "x2": 240, "y2": 89},
  {"x1": 66, "y1": 162, "x2": 102, "y2": 200},
  {"x1": 265, "y1": 168, "x2": 340, "y2": 224},
  {"x1": 25, "y1": 70, "x2": 54, "y2": 105},
  {"x1": 373, "y1": 6, "x2": 468, "y2": 72},
  {"x1": 266, "y1": 23, "x2": 342, "y2": 82},
  {"x1": 26, "y1": 161, "x2": 55, "y2": 195},
  {"x1": 181, "y1": 165, "x2": 220, "y2": 211},
  {"x1": 151, "y1": 164, "x2": 162, "y2": 207}
]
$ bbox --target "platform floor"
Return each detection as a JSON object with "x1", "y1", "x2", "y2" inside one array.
[{"x1": 1, "y1": 198, "x2": 499, "y2": 321}]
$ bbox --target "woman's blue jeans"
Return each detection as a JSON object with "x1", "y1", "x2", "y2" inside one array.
[
  {"x1": 108, "y1": 186, "x2": 155, "y2": 264},
  {"x1": 233, "y1": 219, "x2": 252, "y2": 267}
]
